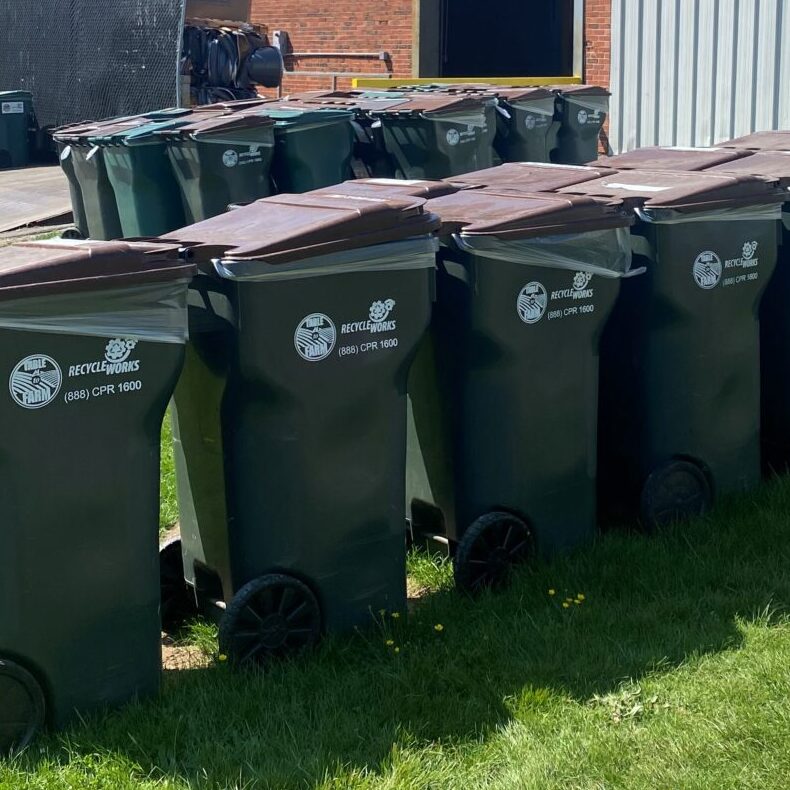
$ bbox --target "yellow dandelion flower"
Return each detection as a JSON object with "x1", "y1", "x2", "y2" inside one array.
[
  {"x1": 562, "y1": 602, "x2": 570, "y2": 609},
  {"x1": 548, "y1": 589, "x2": 556, "y2": 596},
  {"x1": 434, "y1": 623, "x2": 444, "y2": 632},
  {"x1": 574, "y1": 600, "x2": 581, "y2": 605},
  {"x1": 391, "y1": 612, "x2": 401, "y2": 619},
  {"x1": 394, "y1": 647, "x2": 400, "y2": 654},
  {"x1": 385, "y1": 639, "x2": 394, "y2": 646},
  {"x1": 218, "y1": 654, "x2": 228, "y2": 662}
]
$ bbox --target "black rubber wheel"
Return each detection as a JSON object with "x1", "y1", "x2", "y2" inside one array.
[
  {"x1": 159, "y1": 538, "x2": 198, "y2": 633},
  {"x1": 0, "y1": 659, "x2": 45, "y2": 754},
  {"x1": 60, "y1": 226, "x2": 85, "y2": 240},
  {"x1": 640, "y1": 459, "x2": 713, "y2": 531},
  {"x1": 454, "y1": 511, "x2": 534, "y2": 594},
  {"x1": 218, "y1": 574, "x2": 322, "y2": 666}
]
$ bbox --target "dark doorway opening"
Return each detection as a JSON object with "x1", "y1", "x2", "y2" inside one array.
[{"x1": 420, "y1": 0, "x2": 575, "y2": 78}]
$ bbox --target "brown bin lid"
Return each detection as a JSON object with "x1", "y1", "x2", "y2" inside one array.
[
  {"x1": 310, "y1": 178, "x2": 459, "y2": 199},
  {"x1": 0, "y1": 240, "x2": 195, "y2": 301},
  {"x1": 722, "y1": 130, "x2": 790, "y2": 151},
  {"x1": 548, "y1": 84, "x2": 611, "y2": 97},
  {"x1": 594, "y1": 146, "x2": 750, "y2": 171},
  {"x1": 370, "y1": 94, "x2": 493, "y2": 116},
  {"x1": 425, "y1": 190, "x2": 632, "y2": 239},
  {"x1": 159, "y1": 192, "x2": 440, "y2": 264},
  {"x1": 559, "y1": 168, "x2": 786, "y2": 211},
  {"x1": 280, "y1": 91, "x2": 410, "y2": 112},
  {"x1": 157, "y1": 112, "x2": 274, "y2": 136},
  {"x1": 704, "y1": 150, "x2": 790, "y2": 188},
  {"x1": 450, "y1": 162, "x2": 616, "y2": 191},
  {"x1": 493, "y1": 87, "x2": 555, "y2": 102}
]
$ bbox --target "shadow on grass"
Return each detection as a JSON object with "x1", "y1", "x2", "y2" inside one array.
[{"x1": 17, "y1": 476, "x2": 790, "y2": 787}]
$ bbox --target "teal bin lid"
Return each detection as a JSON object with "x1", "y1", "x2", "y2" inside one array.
[{"x1": 262, "y1": 108, "x2": 354, "y2": 126}]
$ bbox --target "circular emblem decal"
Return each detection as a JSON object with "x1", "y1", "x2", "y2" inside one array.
[
  {"x1": 294, "y1": 313, "x2": 336, "y2": 361},
  {"x1": 517, "y1": 282, "x2": 548, "y2": 325},
  {"x1": 577, "y1": 109, "x2": 588, "y2": 125},
  {"x1": 524, "y1": 114, "x2": 537, "y2": 130},
  {"x1": 104, "y1": 338, "x2": 137, "y2": 364},
  {"x1": 446, "y1": 129, "x2": 461, "y2": 146},
  {"x1": 9, "y1": 354, "x2": 62, "y2": 409},
  {"x1": 222, "y1": 150, "x2": 239, "y2": 168},
  {"x1": 692, "y1": 251, "x2": 722, "y2": 290}
]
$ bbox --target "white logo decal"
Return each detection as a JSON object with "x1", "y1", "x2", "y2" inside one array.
[
  {"x1": 517, "y1": 282, "x2": 548, "y2": 324},
  {"x1": 446, "y1": 129, "x2": 461, "y2": 146},
  {"x1": 9, "y1": 354, "x2": 62, "y2": 409},
  {"x1": 693, "y1": 251, "x2": 722, "y2": 289},
  {"x1": 742, "y1": 241, "x2": 758, "y2": 261},
  {"x1": 295, "y1": 313, "x2": 336, "y2": 361},
  {"x1": 573, "y1": 272, "x2": 593, "y2": 291},
  {"x1": 104, "y1": 338, "x2": 137, "y2": 364},
  {"x1": 577, "y1": 109, "x2": 588, "y2": 125},
  {"x1": 222, "y1": 150, "x2": 239, "y2": 168},
  {"x1": 524, "y1": 114, "x2": 537, "y2": 130},
  {"x1": 369, "y1": 299, "x2": 396, "y2": 323}
]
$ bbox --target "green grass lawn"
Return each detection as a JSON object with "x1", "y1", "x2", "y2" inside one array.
[{"x1": 4, "y1": 427, "x2": 790, "y2": 788}]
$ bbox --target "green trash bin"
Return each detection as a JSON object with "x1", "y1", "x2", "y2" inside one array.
[
  {"x1": 96, "y1": 111, "x2": 196, "y2": 237},
  {"x1": 0, "y1": 90, "x2": 34, "y2": 168},
  {"x1": 53, "y1": 121, "x2": 124, "y2": 241},
  {"x1": 561, "y1": 169, "x2": 786, "y2": 527},
  {"x1": 492, "y1": 88, "x2": 561, "y2": 163},
  {"x1": 157, "y1": 193, "x2": 439, "y2": 665},
  {"x1": 595, "y1": 145, "x2": 751, "y2": 171},
  {"x1": 552, "y1": 85, "x2": 611, "y2": 165},
  {"x1": 258, "y1": 105, "x2": 355, "y2": 193},
  {"x1": 161, "y1": 113, "x2": 275, "y2": 224},
  {"x1": 0, "y1": 239, "x2": 194, "y2": 752},
  {"x1": 403, "y1": 189, "x2": 634, "y2": 591},
  {"x1": 704, "y1": 151, "x2": 790, "y2": 472},
  {"x1": 370, "y1": 94, "x2": 497, "y2": 179}
]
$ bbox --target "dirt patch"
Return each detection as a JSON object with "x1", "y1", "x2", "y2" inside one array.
[{"x1": 161, "y1": 634, "x2": 212, "y2": 671}]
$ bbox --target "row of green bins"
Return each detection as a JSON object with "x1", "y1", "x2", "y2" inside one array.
[
  {"x1": 595, "y1": 145, "x2": 751, "y2": 171},
  {"x1": 552, "y1": 85, "x2": 610, "y2": 165},
  {"x1": 702, "y1": 144, "x2": 790, "y2": 472},
  {"x1": 0, "y1": 239, "x2": 194, "y2": 752},
  {"x1": 157, "y1": 193, "x2": 440, "y2": 665},
  {"x1": 492, "y1": 88, "x2": 560, "y2": 163},
  {"x1": 0, "y1": 90, "x2": 34, "y2": 168},
  {"x1": 559, "y1": 167, "x2": 786, "y2": 527}
]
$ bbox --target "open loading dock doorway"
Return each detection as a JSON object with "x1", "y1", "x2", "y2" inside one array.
[{"x1": 416, "y1": 0, "x2": 580, "y2": 79}]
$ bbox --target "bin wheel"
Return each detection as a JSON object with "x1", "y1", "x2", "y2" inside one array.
[
  {"x1": 640, "y1": 459, "x2": 712, "y2": 531},
  {"x1": 218, "y1": 574, "x2": 322, "y2": 667},
  {"x1": 159, "y1": 538, "x2": 198, "y2": 633},
  {"x1": 60, "y1": 226, "x2": 84, "y2": 240},
  {"x1": 454, "y1": 511, "x2": 534, "y2": 594},
  {"x1": 0, "y1": 659, "x2": 45, "y2": 754}
]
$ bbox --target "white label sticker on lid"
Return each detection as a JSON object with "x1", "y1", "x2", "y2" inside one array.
[
  {"x1": 1, "y1": 101, "x2": 24, "y2": 115},
  {"x1": 601, "y1": 182, "x2": 671, "y2": 193}
]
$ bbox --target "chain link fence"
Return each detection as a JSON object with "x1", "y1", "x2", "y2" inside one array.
[{"x1": 1, "y1": 0, "x2": 185, "y2": 129}]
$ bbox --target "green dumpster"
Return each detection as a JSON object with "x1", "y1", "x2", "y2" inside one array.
[
  {"x1": 404, "y1": 189, "x2": 634, "y2": 591},
  {"x1": 704, "y1": 151, "x2": 790, "y2": 472},
  {"x1": 552, "y1": 85, "x2": 611, "y2": 165},
  {"x1": 161, "y1": 113, "x2": 275, "y2": 224},
  {"x1": 0, "y1": 90, "x2": 33, "y2": 168},
  {"x1": 370, "y1": 94, "x2": 497, "y2": 179},
  {"x1": 0, "y1": 239, "x2": 194, "y2": 752},
  {"x1": 157, "y1": 193, "x2": 439, "y2": 665},
  {"x1": 561, "y1": 169, "x2": 786, "y2": 527},
  {"x1": 492, "y1": 88, "x2": 560, "y2": 163}
]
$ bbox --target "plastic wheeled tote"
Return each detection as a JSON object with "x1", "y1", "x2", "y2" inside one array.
[
  {"x1": 704, "y1": 150, "x2": 790, "y2": 472},
  {"x1": 552, "y1": 85, "x2": 610, "y2": 165},
  {"x1": 492, "y1": 88, "x2": 560, "y2": 164},
  {"x1": 406, "y1": 189, "x2": 635, "y2": 592},
  {"x1": 157, "y1": 193, "x2": 439, "y2": 666},
  {"x1": 561, "y1": 168, "x2": 786, "y2": 528},
  {"x1": 0, "y1": 90, "x2": 34, "y2": 168},
  {"x1": 0, "y1": 239, "x2": 194, "y2": 753}
]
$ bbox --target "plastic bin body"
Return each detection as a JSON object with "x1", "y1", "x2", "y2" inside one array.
[
  {"x1": 494, "y1": 92, "x2": 560, "y2": 163},
  {"x1": 0, "y1": 91, "x2": 33, "y2": 168},
  {"x1": 553, "y1": 88, "x2": 610, "y2": 165},
  {"x1": 56, "y1": 143, "x2": 89, "y2": 237},
  {"x1": 166, "y1": 122, "x2": 276, "y2": 224},
  {"x1": 68, "y1": 144, "x2": 124, "y2": 240},
  {"x1": 175, "y1": 249, "x2": 434, "y2": 630},
  {"x1": 0, "y1": 241, "x2": 193, "y2": 735}
]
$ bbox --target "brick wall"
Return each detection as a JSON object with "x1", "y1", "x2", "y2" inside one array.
[
  {"x1": 583, "y1": 0, "x2": 611, "y2": 88},
  {"x1": 250, "y1": 0, "x2": 413, "y2": 95}
]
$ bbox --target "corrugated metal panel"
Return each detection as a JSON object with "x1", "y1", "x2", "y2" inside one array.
[{"x1": 609, "y1": 0, "x2": 790, "y2": 153}]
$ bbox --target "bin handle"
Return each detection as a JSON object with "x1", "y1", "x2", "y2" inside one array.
[
  {"x1": 441, "y1": 260, "x2": 470, "y2": 284},
  {"x1": 622, "y1": 265, "x2": 647, "y2": 279},
  {"x1": 187, "y1": 278, "x2": 235, "y2": 327},
  {"x1": 630, "y1": 235, "x2": 655, "y2": 262}
]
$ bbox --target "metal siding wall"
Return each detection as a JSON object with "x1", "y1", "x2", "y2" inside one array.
[{"x1": 609, "y1": 0, "x2": 790, "y2": 152}]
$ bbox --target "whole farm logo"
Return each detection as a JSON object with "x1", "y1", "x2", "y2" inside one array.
[
  {"x1": 692, "y1": 251, "x2": 723, "y2": 290},
  {"x1": 516, "y1": 282, "x2": 548, "y2": 324},
  {"x1": 294, "y1": 313, "x2": 336, "y2": 361},
  {"x1": 9, "y1": 354, "x2": 62, "y2": 409}
]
